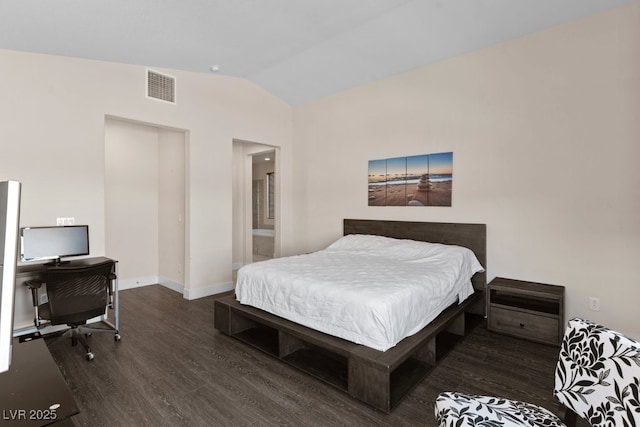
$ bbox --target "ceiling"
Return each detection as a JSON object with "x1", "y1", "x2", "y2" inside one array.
[{"x1": 0, "y1": 0, "x2": 632, "y2": 105}]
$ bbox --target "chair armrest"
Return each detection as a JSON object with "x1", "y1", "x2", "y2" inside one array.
[
  {"x1": 25, "y1": 279, "x2": 44, "y2": 289},
  {"x1": 25, "y1": 280, "x2": 44, "y2": 307},
  {"x1": 106, "y1": 272, "x2": 117, "y2": 308}
]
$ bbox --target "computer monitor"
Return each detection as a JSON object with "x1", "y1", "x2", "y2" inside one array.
[{"x1": 20, "y1": 225, "x2": 89, "y2": 266}]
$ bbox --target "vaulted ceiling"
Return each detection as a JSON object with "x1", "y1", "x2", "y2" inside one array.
[{"x1": 0, "y1": 0, "x2": 632, "y2": 105}]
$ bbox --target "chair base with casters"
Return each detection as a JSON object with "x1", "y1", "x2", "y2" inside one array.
[
  {"x1": 25, "y1": 259, "x2": 122, "y2": 361},
  {"x1": 44, "y1": 322, "x2": 121, "y2": 361},
  {"x1": 434, "y1": 317, "x2": 640, "y2": 427}
]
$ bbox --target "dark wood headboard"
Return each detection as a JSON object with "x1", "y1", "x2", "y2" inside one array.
[{"x1": 343, "y1": 219, "x2": 487, "y2": 291}]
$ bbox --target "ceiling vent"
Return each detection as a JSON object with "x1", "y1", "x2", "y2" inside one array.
[{"x1": 146, "y1": 69, "x2": 176, "y2": 104}]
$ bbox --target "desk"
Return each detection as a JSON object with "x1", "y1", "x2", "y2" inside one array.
[
  {"x1": 17, "y1": 257, "x2": 120, "y2": 333},
  {"x1": 0, "y1": 338, "x2": 78, "y2": 425}
]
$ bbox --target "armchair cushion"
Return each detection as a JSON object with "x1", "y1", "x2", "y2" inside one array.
[
  {"x1": 435, "y1": 391, "x2": 565, "y2": 427},
  {"x1": 554, "y1": 318, "x2": 640, "y2": 427}
]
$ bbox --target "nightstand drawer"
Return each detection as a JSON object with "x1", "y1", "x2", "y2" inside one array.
[{"x1": 489, "y1": 306, "x2": 559, "y2": 344}]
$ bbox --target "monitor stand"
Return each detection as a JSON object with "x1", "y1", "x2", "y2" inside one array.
[{"x1": 43, "y1": 257, "x2": 70, "y2": 267}]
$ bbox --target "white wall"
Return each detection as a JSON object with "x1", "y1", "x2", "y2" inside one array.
[
  {"x1": 158, "y1": 127, "x2": 186, "y2": 290},
  {"x1": 105, "y1": 118, "x2": 160, "y2": 285},
  {"x1": 292, "y1": 3, "x2": 640, "y2": 338},
  {"x1": 0, "y1": 47, "x2": 293, "y2": 326}
]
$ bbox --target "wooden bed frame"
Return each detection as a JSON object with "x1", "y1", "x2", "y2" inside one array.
[{"x1": 214, "y1": 219, "x2": 487, "y2": 412}]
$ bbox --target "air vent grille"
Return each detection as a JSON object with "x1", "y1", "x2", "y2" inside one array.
[{"x1": 147, "y1": 70, "x2": 176, "y2": 103}]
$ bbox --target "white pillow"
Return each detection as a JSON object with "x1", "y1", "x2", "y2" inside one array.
[
  {"x1": 324, "y1": 234, "x2": 468, "y2": 261},
  {"x1": 324, "y1": 234, "x2": 485, "y2": 301}
]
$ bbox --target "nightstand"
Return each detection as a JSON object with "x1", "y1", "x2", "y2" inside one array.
[{"x1": 487, "y1": 277, "x2": 565, "y2": 346}]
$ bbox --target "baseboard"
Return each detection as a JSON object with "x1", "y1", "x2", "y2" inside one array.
[
  {"x1": 152, "y1": 277, "x2": 233, "y2": 300},
  {"x1": 115, "y1": 276, "x2": 185, "y2": 293},
  {"x1": 183, "y1": 281, "x2": 234, "y2": 300},
  {"x1": 158, "y1": 277, "x2": 184, "y2": 294},
  {"x1": 118, "y1": 275, "x2": 159, "y2": 290}
]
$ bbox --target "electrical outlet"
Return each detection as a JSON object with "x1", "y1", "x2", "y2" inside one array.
[
  {"x1": 589, "y1": 297, "x2": 600, "y2": 312},
  {"x1": 40, "y1": 294, "x2": 48, "y2": 304}
]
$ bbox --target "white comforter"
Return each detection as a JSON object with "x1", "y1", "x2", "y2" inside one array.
[{"x1": 235, "y1": 234, "x2": 484, "y2": 352}]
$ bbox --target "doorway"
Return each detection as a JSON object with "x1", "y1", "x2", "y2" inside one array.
[
  {"x1": 251, "y1": 150, "x2": 275, "y2": 261},
  {"x1": 232, "y1": 140, "x2": 278, "y2": 277},
  {"x1": 104, "y1": 117, "x2": 186, "y2": 291}
]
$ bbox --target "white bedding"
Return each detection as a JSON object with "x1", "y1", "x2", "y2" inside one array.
[{"x1": 235, "y1": 234, "x2": 484, "y2": 352}]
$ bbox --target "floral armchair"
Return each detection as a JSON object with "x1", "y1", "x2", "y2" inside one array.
[{"x1": 434, "y1": 318, "x2": 640, "y2": 426}]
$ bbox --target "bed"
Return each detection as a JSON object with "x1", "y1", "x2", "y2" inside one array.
[{"x1": 215, "y1": 219, "x2": 487, "y2": 412}]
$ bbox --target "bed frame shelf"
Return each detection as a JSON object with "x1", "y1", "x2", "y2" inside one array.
[
  {"x1": 283, "y1": 345, "x2": 349, "y2": 390},
  {"x1": 215, "y1": 291, "x2": 483, "y2": 412},
  {"x1": 234, "y1": 326, "x2": 279, "y2": 357}
]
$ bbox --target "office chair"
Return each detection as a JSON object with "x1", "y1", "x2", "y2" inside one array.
[
  {"x1": 25, "y1": 260, "x2": 121, "y2": 361},
  {"x1": 434, "y1": 317, "x2": 640, "y2": 427}
]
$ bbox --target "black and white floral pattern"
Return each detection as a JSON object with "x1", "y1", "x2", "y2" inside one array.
[
  {"x1": 554, "y1": 318, "x2": 640, "y2": 427},
  {"x1": 435, "y1": 318, "x2": 640, "y2": 427},
  {"x1": 435, "y1": 392, "x2": 565, "y2": 426}
]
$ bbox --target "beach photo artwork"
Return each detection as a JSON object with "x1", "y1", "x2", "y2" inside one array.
[{"x1": 368, "y1": 152, "x2": 453, "y2": 207}]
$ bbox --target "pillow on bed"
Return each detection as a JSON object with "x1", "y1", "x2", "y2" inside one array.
[
  {"x1": 324, "y1": 234, "x2": 472, "y2": 261},
  {"x1": 324, "y1": 234, "x2": 484, "y2": 301}
]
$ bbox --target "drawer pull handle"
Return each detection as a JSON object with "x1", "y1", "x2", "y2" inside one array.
[{"x1": 519, "y1": 323, "x2": 525, "y2": 328}]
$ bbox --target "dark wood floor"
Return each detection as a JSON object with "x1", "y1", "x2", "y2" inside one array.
[{"x1": 40, "y1": 285, "x2": 588, "y2": 426}]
